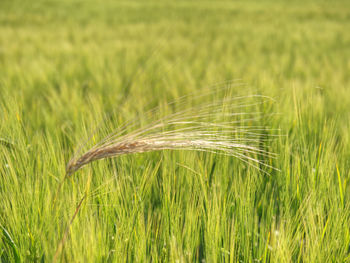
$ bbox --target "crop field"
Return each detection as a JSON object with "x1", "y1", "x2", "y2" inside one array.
[{"x1": 1, "y1": 0, "x2": 350, "y2": 262}]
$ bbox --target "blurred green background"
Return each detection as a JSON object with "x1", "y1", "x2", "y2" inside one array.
[{"x1": 0, "y1": 0, "x2": 349, "y2": 262}]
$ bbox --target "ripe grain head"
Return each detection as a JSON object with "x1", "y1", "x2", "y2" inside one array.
[{"x1": 66, "y1": 86, "x2": 278, "y2": 176}]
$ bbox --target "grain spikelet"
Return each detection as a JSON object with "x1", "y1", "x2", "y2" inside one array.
[{"x1": 66, "y1": 87, "x2": 278, "y2": 175}]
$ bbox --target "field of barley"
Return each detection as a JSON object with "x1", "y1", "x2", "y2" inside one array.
[{"x1": 1, "y1": 0, "x2": 350, "y2": 262}]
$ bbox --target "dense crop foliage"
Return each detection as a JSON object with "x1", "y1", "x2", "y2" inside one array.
[{"x1": 1, "y1": 0, "x2": 349, "y2": 262}]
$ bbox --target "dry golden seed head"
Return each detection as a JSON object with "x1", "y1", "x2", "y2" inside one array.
[
  {"x1": 66, "y1": 91, "x2": 278, "y2": 176},
  {"x1": 66, "y1": 160, "x2": 80, "y2": 176}
]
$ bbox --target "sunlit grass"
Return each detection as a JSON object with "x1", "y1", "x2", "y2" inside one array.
[{"x1": 0, "y1": 0, "x2": 349, "y2": 262}]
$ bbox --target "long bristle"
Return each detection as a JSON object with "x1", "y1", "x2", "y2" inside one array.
[{"x1": 67, "y1": 90, "x2": 278, "y2": 175}]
